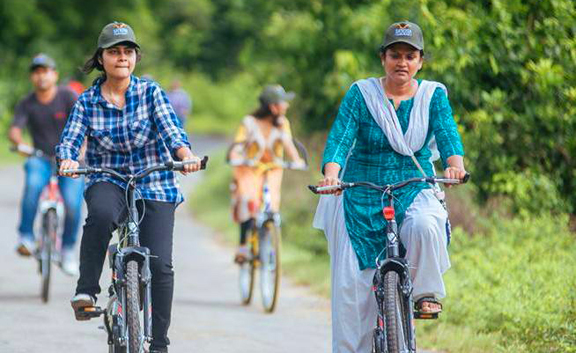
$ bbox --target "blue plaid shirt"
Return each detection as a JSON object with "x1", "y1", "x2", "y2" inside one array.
[{"x1": 56, "y1": 75, "x2": 191, "y2": 203}]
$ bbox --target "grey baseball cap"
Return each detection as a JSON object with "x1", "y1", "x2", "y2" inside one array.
[
  {"x1": 259, "y1": 85, "x2": 295, "y2": 105},
  {"x1": 97, "y1": 22, "x2": 139, "y2": 49},
  {"x1": 30, "y1": 53, "x2": 57, "y2": 71},
  {"x1": 381, "y1": 21, "x2": 424, "y2": 51}
]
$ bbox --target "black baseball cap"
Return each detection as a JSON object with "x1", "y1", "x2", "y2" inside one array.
[
  {"x1": 259, "y1": 85, "x2": 295, "y2": 105},
  {"x1": 30, "y1": 53, "x2": 57, "y2": 71},
  {"x1": 97, "y1": 22, "x2": 139, "y2": 49},
  {"x1": 381, "y1": 21, "x2": 424, "y2": 51}
]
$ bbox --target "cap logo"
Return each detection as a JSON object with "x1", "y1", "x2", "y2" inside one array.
[
  {"x1": 112, "y1": 23, "x2": 129, "y2": 36},
  {"x1": 394, "y1": 28, "x2": 412, "y2": 37},
  {"x1": 394, "y1": 23, "x2": 412, "y2": 37}
]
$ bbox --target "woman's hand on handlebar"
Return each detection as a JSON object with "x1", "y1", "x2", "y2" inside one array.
[
  {"x1": 59, "y1": 159, "x2": 80, "y2": 178},
  {"x1": 317, "y1": 175, "x2": 342, "y2": 195},
  {"x1": 443, "y1": 166, "x2": 467, "y2": 187},
  {"x1": 316, "y1": 162, "x2": 343, "y2": 195},
  {"x1": 176, "y1": 147, "x2": 202, "y2": 175}
]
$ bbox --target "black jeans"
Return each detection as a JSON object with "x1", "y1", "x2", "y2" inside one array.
[{"x1": 76, "y1": 182, "x2": 176, "y2": 349}]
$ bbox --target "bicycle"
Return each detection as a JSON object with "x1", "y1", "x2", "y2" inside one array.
[
  {"x1": 62, "y1": 156, "x2": 208, "y2": 353},
  {"x1": 11, "y1": 144, "x2": 66, "y2": 303},
  {"x1": 309, "y1": 174, "x2": 469, "y2": 353},
  {"x1": 227, "y1": 141, "x2": 308, "y2": 313}
]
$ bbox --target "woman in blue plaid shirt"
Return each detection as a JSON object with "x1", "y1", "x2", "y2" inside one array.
[{"x1": 57, "y1": 22, "x2": 200, "y2": 353}]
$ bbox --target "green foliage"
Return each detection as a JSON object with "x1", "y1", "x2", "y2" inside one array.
[
  {"x1": 442, "y1": 215, "x2": 576, "y2": 352},
  {"x1": 2, "y1": 0, "x2": 574, "y2": 212}
]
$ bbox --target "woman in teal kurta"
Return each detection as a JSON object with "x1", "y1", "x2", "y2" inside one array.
[
  {"x1": 322, "y1": 82, "x2": 463, "y2": 270},
  {"x1": 313, "y1": 21, "x2": 467, "y2": 353}
]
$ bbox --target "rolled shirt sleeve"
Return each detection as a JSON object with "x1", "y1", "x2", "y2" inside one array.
[
  {"x1": 152, "y1": 85, "x2": 191, "y2": 156},
  {"x1": 56, "y1": 100, "x2": 88, "y2": 161}
]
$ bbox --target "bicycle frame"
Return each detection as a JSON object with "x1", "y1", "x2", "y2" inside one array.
[
  {"x1": 256, "y1": 166, "x2": 281, "y2": 229},
  {"x1": 309, "y1": 174, "x2": 469, "y2": 353},
  {"x1": 64, "y1": 157, "x2": 208, "y2": 351},
  {"x1": 11, "y1": 145, "x2": 66, "y2": 263},
  {"x1": 230, "y1": 157, "x2": 306, "y2": 312},
  {"x1": 38, "y1": 175, "x2": 65, "y2": 257},
  {"x1": 246, "y1": 167, "x2": 281, "y2": 268},
  {"x1": 374, "y1": 191, "x2": 417, "y2": 352}
]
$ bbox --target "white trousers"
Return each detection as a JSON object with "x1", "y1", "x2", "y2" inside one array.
[{"x1": 313, "y1": 189, "x2": 451, "y2": 353}]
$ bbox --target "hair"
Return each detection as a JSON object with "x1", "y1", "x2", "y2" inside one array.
[
  {"x1": 251, "y1": 103, "x2": 282, "y2": 127},
  {"x1": 81, "y1": 42, "x2": 142, "y2": 76},
  {"x1": 379, "y1": 44, "x2": 425, "y2": 59}
]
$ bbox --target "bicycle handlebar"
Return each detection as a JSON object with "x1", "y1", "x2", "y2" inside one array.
[
  {"x1": 61, "y1": 156, "x2": 209, "y2": 182},
  {"x1": 10, "y1": 144, "x2": 45, "y2": 158},
  {"x1": 308, "y1": 173, "x2": 470, "y2": 194}
]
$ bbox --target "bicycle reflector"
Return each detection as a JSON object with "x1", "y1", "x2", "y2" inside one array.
[{"x1": 383, "y1": 206, "x2": 395, "y2": 221}]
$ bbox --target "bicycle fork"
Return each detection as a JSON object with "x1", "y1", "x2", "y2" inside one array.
[
  {"x1": 113, "y1": 246, "x2": 153, "y2": 343},
  {"x1": 374, "y1": 261, "x2": 417, "y2": 353},
  {"x1": 375, "y1": 208, "x2": 417, "y2": 352}
]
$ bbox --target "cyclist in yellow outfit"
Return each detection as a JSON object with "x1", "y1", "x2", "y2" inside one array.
[{"x1": 228, "y1": 85, "x2": 305, "y2": 262}]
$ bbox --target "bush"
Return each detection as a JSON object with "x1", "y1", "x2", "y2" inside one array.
[{"x1": 443, "y1": 215, "x2": 576, "y2": 352}]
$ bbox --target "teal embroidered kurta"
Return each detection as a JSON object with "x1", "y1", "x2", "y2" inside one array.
[{"x1": 322, "y1": 81, "x2": 464, "y2": 270}]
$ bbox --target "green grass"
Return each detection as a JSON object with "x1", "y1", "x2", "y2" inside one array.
[{"x1": 189, "y1": 146, "x2": 576, "y2": 353}]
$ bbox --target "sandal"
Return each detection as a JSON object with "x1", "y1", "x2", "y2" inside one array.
[
  {"x1": 234, "y1": 245, "x2": 249, "y2": 264},
  {"x1": 414, "y1": 296, "x2": 442, "y2": 319}
]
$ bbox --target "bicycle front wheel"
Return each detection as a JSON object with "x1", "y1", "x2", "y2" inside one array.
[
  {"x1": 239, "y1": 230, "x2": 256, "y2": 305},
  {"x1": 126, "y1": 260, "x2": 142, "y2": 353},
  {"x1": 383, "y1": 271, "x2": 411, "y2": 353},
  {"x1": 40, "y1": 209, "x2": 57, "y2": 303},
  {"x1": 259, "y1": 220, "x2": 281, "y2": 313}
]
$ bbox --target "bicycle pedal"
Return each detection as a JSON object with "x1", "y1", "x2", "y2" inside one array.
[
  {"x1": 79, "y1": 306, "x2": 104, "y2": 318},
  {"x1": 414, "y1": 312, "x2": 438, "y2": 320}
]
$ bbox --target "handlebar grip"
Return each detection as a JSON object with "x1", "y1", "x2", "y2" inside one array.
[
  {"x1": 308, "y1": 185, "x2": 343, "y2": 194},
  {"x1": 61, "y1": 168, "x2": 90, "y2": 175},
  {"x1": 10, "y1": 144, "x2": 43, "y2": 157},
  {"x1": 172, "y1": 156, "x2": 209, "y2": 171},
  {"x1": 462, "y1": 173, "x2": 471, "y2": 184}
]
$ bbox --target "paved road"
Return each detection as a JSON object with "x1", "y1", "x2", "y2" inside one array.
[{"x1": 0, "y1": 136, "x2": 331, "y2": 353}]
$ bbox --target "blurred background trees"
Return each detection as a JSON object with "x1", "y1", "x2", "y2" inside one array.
[{"x1": 1, "y1": 0, "x2": 574, "y2": 212}]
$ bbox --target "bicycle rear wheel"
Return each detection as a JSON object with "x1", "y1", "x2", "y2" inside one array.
[
  {"x1": 383, "y1": 271, "x2": 410, "y2": 353},
  {"x1": 40, "y1": 209, "x2": 57, "y2": 303},
  {"x1": 126, "y1": 260, "x2": 142, "y2": 353},
  {"x1": 239, "y1": 230, "x2": 256, "y2": 305},
  {"x1": 259, "y1": 220, "x2": 281, "y2": 313}
]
